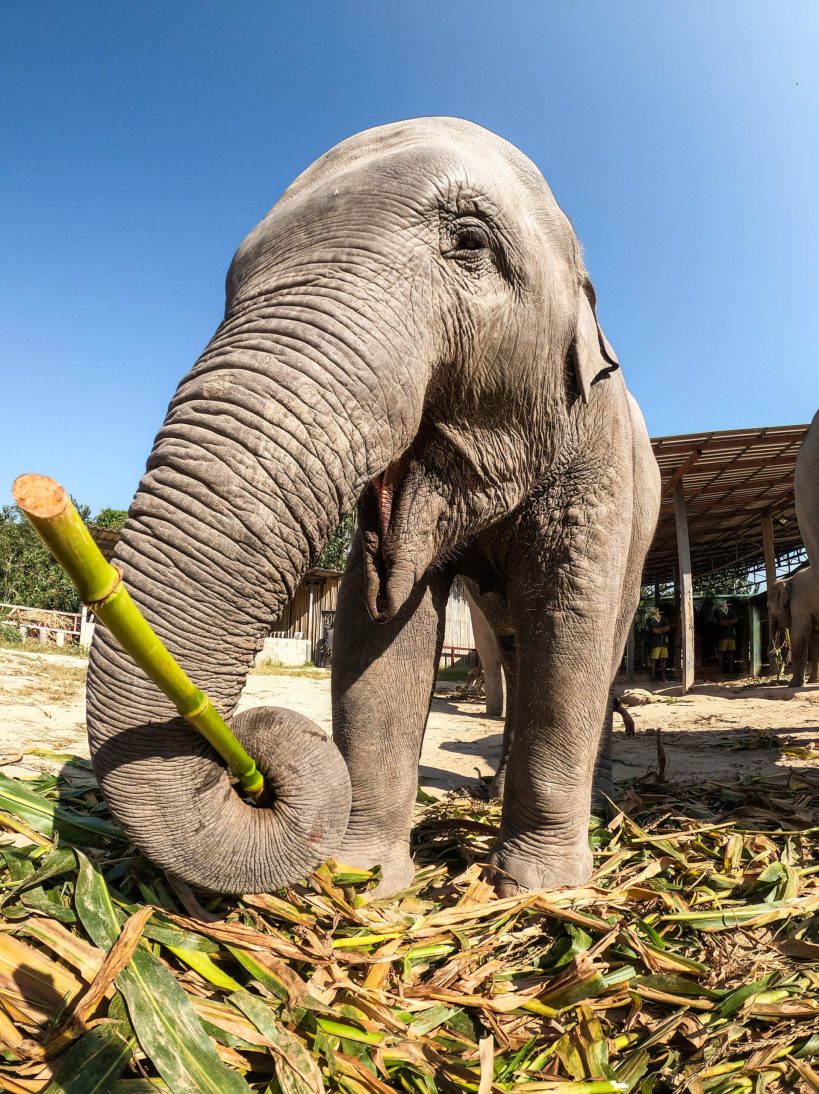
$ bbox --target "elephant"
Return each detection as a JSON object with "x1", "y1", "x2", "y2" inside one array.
[
  {"x1": 464, "y1": 588, "x2": 505, "y2": 717},
  {"x1": 768, "y1": 566, "x2": 819, "y2": 686},
  {"x1": 796, "y1": 411, "x2": 819, "y2": 570},
  {"x1": 85, "y1": 117, "x2": 661, "y2": 899}
]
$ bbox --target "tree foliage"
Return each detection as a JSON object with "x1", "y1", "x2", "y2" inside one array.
[
  {"x1": 92, "y1": 507, "x2": 128, "y2": 531},
  {"x1": 316, "y1": 512, "x2": 356, "y2": 572},
  {"x1": 0, "y1": 502, "x2": 124, "y2": 612}
]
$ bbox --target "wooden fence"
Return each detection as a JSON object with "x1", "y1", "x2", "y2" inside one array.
[{"x1": 0, "y1": 603, "x2": 82, "y2": 647}]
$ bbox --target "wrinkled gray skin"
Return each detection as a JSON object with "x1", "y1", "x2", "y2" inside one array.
[
  {"x1": 768, "y1": 567, "x2": 819, "y2": 686},
  {"x1": 797, "y1": 411, "x2": 819, "y2": 571},
  {"x1": 86, "y1": 118, "x2": 661, "y2": 898}
]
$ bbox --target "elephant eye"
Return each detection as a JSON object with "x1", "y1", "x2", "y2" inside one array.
[
  {"x1": 454, "y1": 226, "x2": 487, "y2": 251},
  {"x1": 443, "y1": 219, "x2": 491, "y2": 260}
]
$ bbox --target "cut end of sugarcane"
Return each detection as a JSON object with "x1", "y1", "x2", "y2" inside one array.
[{"x1": 13, "y1": 474, "x2": 68, "y2": 520}]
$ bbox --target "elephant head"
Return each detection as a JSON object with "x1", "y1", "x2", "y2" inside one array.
[{"x1": 86, "y1": 117, "x2": 620, "y2": 893}]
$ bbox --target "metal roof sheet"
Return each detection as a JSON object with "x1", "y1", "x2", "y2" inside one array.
[{"x1": 643, "y1": 423, "x2": 809, "y2": 584}]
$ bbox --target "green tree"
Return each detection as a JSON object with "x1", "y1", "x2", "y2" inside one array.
[
  {"x1": 692, "y1": 572, "x2": 752, "y2": 597},
  {"x1": 92, "y1": 507, "x2": 128, "y2": 531},
  {"x1": 317, "y1": 512, "x2": 355, "y2": 571},
  {"x1": 0, "y1": 502, "x2": 88, "y2": 611},
  {"x1": 0, "y1": 500, "x2": 126, "y2": 612}
]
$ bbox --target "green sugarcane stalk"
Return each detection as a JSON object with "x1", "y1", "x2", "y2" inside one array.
[{"x1": 12, "y1": 474, "x2": 266, "y2": 800}]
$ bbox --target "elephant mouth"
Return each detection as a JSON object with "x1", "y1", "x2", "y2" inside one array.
[{"x1": 360, "y1": 455, "x2": 418, "y2": 622}]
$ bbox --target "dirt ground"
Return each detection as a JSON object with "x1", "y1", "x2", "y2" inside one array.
[{"x1": 1, "y1": 649, "x2": 818, "y2": 792}]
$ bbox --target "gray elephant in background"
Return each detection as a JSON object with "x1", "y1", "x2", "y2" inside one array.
[
  {"x1": 464, "y1": 588, "x2": 505, "y2": 717},
  {"x1": 86, "y1": 117, "x2": 660, "y2": 898},
  {"x1": 797, "y1": 411, "x2": 819, "y2": 570},
  {"x1": 768, "y1": 567, "x2": 819, "y2": 686}
]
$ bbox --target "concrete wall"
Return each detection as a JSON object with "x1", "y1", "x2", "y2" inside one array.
[{"x1": 254, "y1": 636, "x2": 312, "y2": 667}]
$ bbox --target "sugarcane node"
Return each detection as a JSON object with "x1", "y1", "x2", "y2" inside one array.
[
  {"x1": 86, "y1": 565, "x2": 123, "y2": 611},
  {"x1": 181, "y1": 692, "x2": 210, "y2": 722},
  {"x1": 12, "y1": 473, "x2": 67, "y2": 519}
]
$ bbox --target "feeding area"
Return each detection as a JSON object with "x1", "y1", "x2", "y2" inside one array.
[{"x1": 2, "y1": 761, "x2": 819, "y2": 1091}]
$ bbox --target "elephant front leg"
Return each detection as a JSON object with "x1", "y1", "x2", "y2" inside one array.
[
  {"x1": 331, "y1": 543, "x2": 450, "y2": 896},
  {"x1": 490, "y1": 550, "x2": 627, "y2": 894},
  {"x1": 809, "y1": 632, "x2": 819, "y2": 684},
  {"x1": 790, "y1": 624, "x2": 811, "y2": 688}
]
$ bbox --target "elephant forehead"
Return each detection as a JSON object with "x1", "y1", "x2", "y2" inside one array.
[
  {"x1": 280, "y1": 116, "x2": 549, "y2": 204},
  {"x1": 230, "y1": 120, "x2": 576, "y2": 294}
]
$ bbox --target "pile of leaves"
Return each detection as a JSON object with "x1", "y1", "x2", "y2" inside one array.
[{"x1": 1, "y1": 758, "x2": 819, "y2": 1093}]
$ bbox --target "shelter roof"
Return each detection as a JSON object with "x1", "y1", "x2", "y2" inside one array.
[
  {"x1": 88, "y1": 526, "x2": 120, "y2": 561},
  {"x1": 643, "y1": 423, "x2": 809, "y2": 585}
]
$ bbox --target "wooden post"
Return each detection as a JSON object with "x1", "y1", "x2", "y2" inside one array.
[
  {"x1": 626, "y1": 621, "x2": 635, "y2": 683},
  {"x1": 674, "y1": 480, "x2": 695, "y2": 694},
  {"x1": 761, "y1": 514, "x2": 777, "y2": 592},
  {"x1": 761, "y1": 514, "x2": 777, "y2": 673},
  {"x1": 749, "y1": 601, "x2": 761, "y2": 677}
]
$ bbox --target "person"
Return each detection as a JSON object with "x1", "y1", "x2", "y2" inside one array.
[
  {"x1": 716, "y1": 599, "x2": 738, "y2": 675},
  {"x1": 612, "y1": 694, "x2": 635, "y2": 737},
  {"x1": 648, "y1": 606, "x2": 671, "y2": 682}
]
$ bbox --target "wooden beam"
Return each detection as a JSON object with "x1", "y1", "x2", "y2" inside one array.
[
  {"x1": 674, "y1": 480, "x2": 695, "y2": 694},
  {"x1": 662, "y1": 448, "x2": 703, "y2": 497}
]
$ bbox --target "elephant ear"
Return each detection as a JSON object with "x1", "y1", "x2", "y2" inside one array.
[{"x1": 572, "y1": 279, "x2": 620, "y2": 404}]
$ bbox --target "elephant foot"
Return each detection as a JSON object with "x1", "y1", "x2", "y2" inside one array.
[
  {"x1": 334, "y1": 837, "x2": 415, "y2": 899},
  {"x1": 487, "y1": 838, "x2": 593, "y2": 895}
]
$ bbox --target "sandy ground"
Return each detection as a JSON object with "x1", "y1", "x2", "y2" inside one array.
[{"x1": 1, "y1": 648, "x2": 818, "y2": 792}]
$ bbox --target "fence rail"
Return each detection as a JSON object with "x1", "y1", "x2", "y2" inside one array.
[{"x1": 0, "y1": 602, "x2": 84, "y2": 647}]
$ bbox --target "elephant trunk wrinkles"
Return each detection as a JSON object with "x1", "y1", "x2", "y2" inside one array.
[{"x1": 87, "y1": 323, "x2": 421, "y2": 893}]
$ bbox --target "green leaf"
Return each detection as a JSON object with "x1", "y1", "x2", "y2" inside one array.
[
  {"x1": 407, "y1": 1004, "x2": 459, "y2": 1037},
  {"x1": 0, "y1": 772, "x2": 124, "y2": 846},
  {"x1": 74, "y1": 853, "x2": 250, "y2": 1094},
  {"x1": 230, "y1": 989, "x2": 324, "y2": 1094},
  {"x1": 109, "y1": 1083, "x2": 171, "y2": 1092},
  {"x1": 1, "y1": 846, "x2": 38, "y2": 881},
  {"x1": 718, "y1": 977, "x2": 772, "y2": 1017},
  {"x1": 7, "y1": 847, "x2": 77, "y2": 898},
  {"x1": 167, "y1": 946, "x2": 243, "y2": 992},
  {"x1": 226, "y1": 944, "x2": 292, "y2": 1002},
  {"x1": 45, "y1": 1020, "x2": 134, "y2": 1093},
  {"x1": 315, "y1": 1017, "x2": 384, "y2": 1045}
]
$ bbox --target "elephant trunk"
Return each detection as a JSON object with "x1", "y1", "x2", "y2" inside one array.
[{"x1": 87, "y1": 317, "x2": 422, "y2": 893}]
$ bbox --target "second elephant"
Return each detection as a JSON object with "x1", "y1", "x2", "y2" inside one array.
[{"x1": 768, "y1": 566, "x2": 819, "y2": 686}]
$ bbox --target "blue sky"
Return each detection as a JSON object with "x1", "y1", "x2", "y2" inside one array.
[{"x1": 3, "y1": 2, "x2": 817, "y2": 511}]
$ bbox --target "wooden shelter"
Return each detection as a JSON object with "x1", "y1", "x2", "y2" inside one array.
[
  {"x1": 269, "y1": 568, "x2": 341, "y2": 662},
  {"x1": 641, "y1": 423, "x2": 809, "y2": 693}
]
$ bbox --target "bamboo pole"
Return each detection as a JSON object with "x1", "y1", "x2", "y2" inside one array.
[{"x1": 12, "y1": 474, "x2": 266, "y2": 800}]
